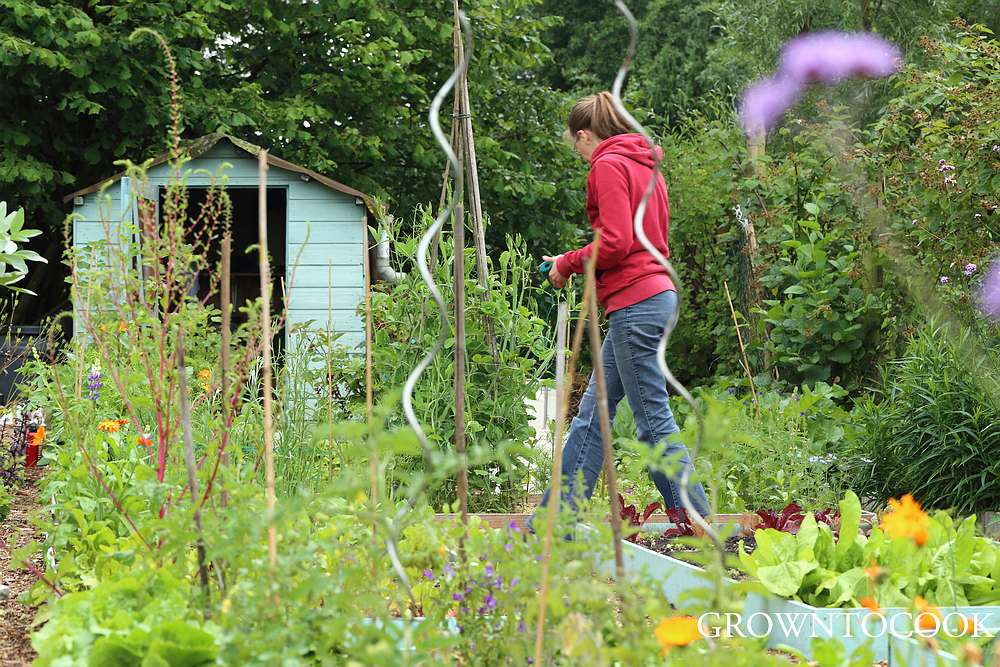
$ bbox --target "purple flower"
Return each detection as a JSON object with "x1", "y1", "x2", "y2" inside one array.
[
  {"x1": 443, "y1": 562, "x2": 455, "y2": 579},
  {"x1": 518, "y1": 620, "x2": 526, "y2": 633},
  {"x1": 504, "y1": 542, "x2": 512, "y2": 553},
  {"x1": 739, "y1": 75, "x2": 803, "y2": 134},
  {"x1": 484, "y1": 564, "x2": 494, "y2": 578},
  {"x1": 86, "y1": 366, "x2": 102, "y2": 402},
  {"x1": 507, "y1": 520, "x2": 522, "y2": 533},
  {"x1": 510, "y1": 577, "x2": 520, "y2": 587},
  {"x1": 964, "y1": 263, "x2": 978, "y2": 277},
  {"x1": 495, "y1": 576, "x2": 503, "y2": 588},
  {"x1": 423, "y1": 569, "x2": 434, "y2": 580},
  {"x1": 912, "y1": 219, "x2": 919, "y2": 226},
  {"x1": 452, "y1": 592, "x2": 464, "y2": 602},
  {"x1": 937, "y1": 159, "x2": 956, "y2": 172},
  {"x1": 484, "y1": 593, "x2": 497, "y2": 610},
  {"x1": 779, "y1": 32, "x2": 901, "y2": 84},
  {"x1": 977, "y1": 259, "x2": 1000, "y2": 320},
  {"x1": 940, "y1": 276, "x2": 950, "y2": 284}
]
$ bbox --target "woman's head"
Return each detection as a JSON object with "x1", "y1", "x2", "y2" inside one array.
[{"x1": 566, "y1": 91, "x2": 632, "y2": 160}]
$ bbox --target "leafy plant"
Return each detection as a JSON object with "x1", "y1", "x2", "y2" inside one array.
[
  {"x1": 739, "y1": 490, "x2": 1000, "y2": 608},
  {"x1": 0, "y1": 202, "x2": 46, "y2": 292},
  {"x1": 846, "y1": 322, "x2": 1000, "y2": 514},
  {"x1": 754, "y1": 502, "x2": 839, "y2": 535},
  {"x1": 663, "y1": 508, "x2": 696, "y2": 539},
  {"x1": 617, "y1": 492, "x2": 661, "y2": 542}
]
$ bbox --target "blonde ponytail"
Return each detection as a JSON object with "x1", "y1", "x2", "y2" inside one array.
[{"x1": 567, "y1": 92, "x2": 632, "y2": 139}]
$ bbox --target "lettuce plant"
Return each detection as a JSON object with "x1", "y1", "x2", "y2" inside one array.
[{"x1": 739, "y1": 490, "x2": 1000, "y2": 607}]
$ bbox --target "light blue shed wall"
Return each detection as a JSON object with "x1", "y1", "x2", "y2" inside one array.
[{"x1": 71, "y1": 140, "x2": 368, "y2": 351}]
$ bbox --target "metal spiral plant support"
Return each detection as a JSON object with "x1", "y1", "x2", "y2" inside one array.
[
  {"x1": 609, "y1": 0, "x2": 724, "y2": 559},
  {"x1": 384, "y1": 10, "x2": 472, "y2": 602}
]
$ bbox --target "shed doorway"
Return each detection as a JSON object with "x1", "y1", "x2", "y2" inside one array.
[{"x1": 156, "y1": 186, "x2": 287, "y2": 344}]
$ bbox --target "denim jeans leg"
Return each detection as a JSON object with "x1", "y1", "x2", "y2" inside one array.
[
  {"x1": 529, "y1": 333, "x2": 625, "y2": 531},
  {"x1": 608, "y1": 291, "x2": 711, "y2": 518}
]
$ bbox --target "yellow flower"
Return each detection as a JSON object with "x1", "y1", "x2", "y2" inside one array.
[
  {"x1": 914, "y1": 596, "x2": 943, "y2": 631},
  {"x1": 197, "y1": 369, "x2": 212, "y2": 382},
  {"x1": 355, "y1": 490, "x2": 367, "y2": 504},
  {"x1": 654, "y1": 616, "x2": 702, "y2": 655},
  {"x1": 881, "y1": 494, "x2": 929, "y2": 547},
  {"x1": 117, "y1": 321, "x2": 128, "y2": 333},
  {"x1": 98, "y1": 419, "x2": 123, "y2": 433}
]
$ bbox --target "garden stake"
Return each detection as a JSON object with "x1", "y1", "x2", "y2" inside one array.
[
  {"x1": 452, "y1": 9, "x2": 469, "y2": 530},
  {"x1": 220, "y1": 232, "x2": 231, "y2": 509},
  {"x1": 610, "y1": 0, "x2": 727, "y2": 605},
  {"x1": 724, "y1": 279, "x2": 761, "y2": 417},
  {"x1": 176, "y1": 330, "x2": 210, "y2": 597},
  {"x1": 388, "y1": 11, "x2": 472, "y2": 604},
  {"x1": 257, "y1": 150, "x2": 278, "y2": 571},
  {"x1": 534, "y1": 256, "x2": 594, "y2": 666},
  {"x1": 584, "y1": 249, "x2": 626, "y2": 582},
  {"x1": 452, "y1": 0, "x2": 499, "y2": 369}
]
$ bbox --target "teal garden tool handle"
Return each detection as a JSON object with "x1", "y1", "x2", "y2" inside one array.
[{"x1": 538, "y1": 260, "x2": 553, "y2": 275}]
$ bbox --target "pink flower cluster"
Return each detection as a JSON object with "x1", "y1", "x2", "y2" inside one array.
[{"x1": 740, "y1": 32, "x2": 902, "y2": 134}]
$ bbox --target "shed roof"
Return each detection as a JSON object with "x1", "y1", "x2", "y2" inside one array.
[{"x1": 63, "y1": 133, "x2": 374, "y2": 211}]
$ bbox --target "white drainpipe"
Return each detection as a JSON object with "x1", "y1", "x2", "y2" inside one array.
[{"x1": 372, "y1": 225, "x2": 404, "y2": 284}]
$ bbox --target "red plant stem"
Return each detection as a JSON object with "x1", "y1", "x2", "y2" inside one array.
[{"x1": 0, "y1": 537, "x2": 63, "y2": 598}]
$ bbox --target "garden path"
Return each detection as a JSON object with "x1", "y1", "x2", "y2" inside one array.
[{"x1": 1, "y1": 467, "x2": 43, "y2": 666}]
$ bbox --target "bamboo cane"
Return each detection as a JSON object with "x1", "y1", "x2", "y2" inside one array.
[
  {"x1": 584, "y1": 242, "x2": 625, "y2": 582},
  {"x1": 533, "y1": 250, "x2": 596, "y2": 665},
  {"x1": 257, "y1": 151, "x2": 277, "y2": 570},
  {"x1": 220, "y1": 233, "x2": 231, "y2": 509},
  {"x1": 724, "y1": 280, "x2": 761, "y2": 418},
  {"x1": 176, "y1": 330, "x2": 210, "y2": 595}
]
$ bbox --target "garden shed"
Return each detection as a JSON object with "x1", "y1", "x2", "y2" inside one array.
[{"x1": 64, "y1": 134, "x2": 375, "y2": 352}]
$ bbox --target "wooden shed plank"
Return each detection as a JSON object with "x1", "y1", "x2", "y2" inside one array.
[
  {"x1": 287, "y1": 243, "x2": 363, "y2": 267},
  {"x1": 287, "y1": 220, "x2": 363, "y2": 245}
]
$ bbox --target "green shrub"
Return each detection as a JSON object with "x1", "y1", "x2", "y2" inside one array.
[{"x1": 847, "y1": 323, "x2": 1000, "y2": 514}]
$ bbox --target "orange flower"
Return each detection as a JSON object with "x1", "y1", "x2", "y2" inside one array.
[
  {"x1": 956, "y1": 615, "x2": 976, "y2": 637},
  {"x1": 97, "y1": 419, "x2": 122, "y2": 433},
  {"x1": 117, "y1": 321, "x2": 128, "y2": 333},
  {"x1": 654, "y1": 616, "x2": 702, "y2": 654},
  {"x1": 860, "y1": 596, "x2": 881, "y2": 614},
  {"x1": 197, "y1": 369, "x2": 212, "y2": 382},
  {"x1": 914, "y1": 596, "x2": 943, "y2": 631},
  {"x1": 864, "y1": 558, "x2": 883, "y2": 581},
  {"x1": 881, "y1": 494, "x2": 930, "y2": 547},
  {"x1": 31, "y1": 425, "x2": 45, "y2": 447},
  {"x1": 137, "y1": 434, "x2": 153, "y2": 448}
]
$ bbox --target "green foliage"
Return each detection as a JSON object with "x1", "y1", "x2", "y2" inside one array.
[
  {"x1": 864, "y1": 24, "x2": 1000, "y2": 327},
  {"x1": 739, "y1": 490, "x2": 1000, "y2": 608},
  {"x1": 669, "y1": 381, "x2": 855, "y2": 513},
  {"x1": 845, "y1": 323, "x2": 1000, "y2": 515},
  {"x1": 0, "y1": 201, "x2": 46, "y2": 292},
  {"x1": 0, "y1": 480, "x2": 11, "y2": 521},
  {"x1": 32, "y1": 570, "x2": 219, "y2": 666},
  {"x1": 371, "y1": 213, "x2": 552, "y2": 511}
]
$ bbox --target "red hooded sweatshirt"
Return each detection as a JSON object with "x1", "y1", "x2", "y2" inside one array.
[{"x1": 556, "y1": 133, "x2": 675, "y2": 314}]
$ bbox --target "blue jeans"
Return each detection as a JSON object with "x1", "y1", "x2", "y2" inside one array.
[{"x1": 532, "y1": 290, "x2": 710, "y2": 527}]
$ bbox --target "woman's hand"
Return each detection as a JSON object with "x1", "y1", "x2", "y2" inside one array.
[{"x1": 543, "y1": 255, "x2": 567, "y2": 288}]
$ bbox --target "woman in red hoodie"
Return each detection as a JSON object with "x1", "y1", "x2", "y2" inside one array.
[{"x1": 534, "y1": 92, "x2": 711, "y2": 526}]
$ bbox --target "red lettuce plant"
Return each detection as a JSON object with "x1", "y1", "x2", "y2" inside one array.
[
  {"x1": 663, "y1": 508, "x2": 696, "y2": 538},
  {"x1": 618, "y1": 493, "x2": 661, "y2": 542},
  {"x1": 755, "y1": 503, "x2": 840, "y2": 535}
]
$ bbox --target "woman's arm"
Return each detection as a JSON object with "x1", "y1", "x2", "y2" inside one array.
[{"x1": 555, "y1": 160, "x2": 634, "y2": 277}]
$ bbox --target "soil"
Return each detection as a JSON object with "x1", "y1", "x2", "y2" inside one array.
[
  {"x1": 1, "y1": 466, "x2": 43, "y2": 667},
  {"x1": 634, "y1": 532, "x2": 756, "y2": 581}
]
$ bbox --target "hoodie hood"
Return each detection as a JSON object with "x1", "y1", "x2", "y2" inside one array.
[{"x1": 590, "y1": 133, "x2": 663, "y2": 167}]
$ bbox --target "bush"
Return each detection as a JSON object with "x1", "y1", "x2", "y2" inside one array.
[{"x1": 846, "y1": 323, "x2": 1000, "y2": 514}]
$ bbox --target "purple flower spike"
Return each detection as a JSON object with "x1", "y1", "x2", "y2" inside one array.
[
  {"x1": 484, "y1": 593, "x2": 497, "y2": 610},
  {"x1": 518, "y1": 620, "x2": 526, "y2": 633},
  {"x1": 978, "y1": 259, "x2": 1000, "y2": 320},
  {"x1": 511, "y1": 577, "x2": 520, "y2": 587},
  {"x1": 484, "y1": 564, "x2": 494, "y2": 577},
  {"x1": 443, "y1": 562, "x2": 455, "y2": 579},
  {"x1": 452, "y1": 592, "x2": 464, "y2": 602},
  {"x1": 740, "y1": 75, "x2": 803, "y2": 134},
  {"x1": 423, "y1": 569, "x2": 434, "y2": 580},
  {"x1": 504, "y1": 542, "x2": 513, "y2": 553},
  {"x1": 780, "y1": 31, "x2": 901, "y2": 84}
]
